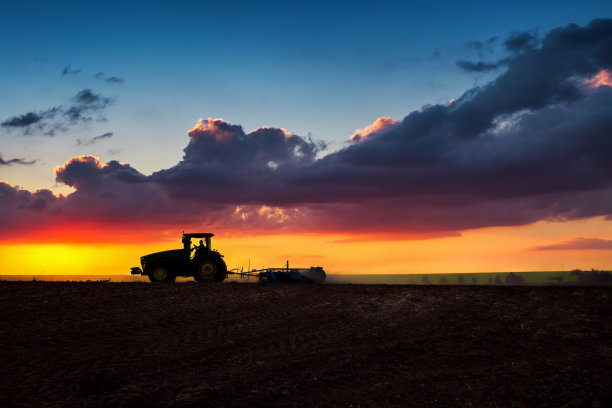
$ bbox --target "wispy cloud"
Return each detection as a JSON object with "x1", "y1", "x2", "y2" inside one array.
[
  {"x1": 1, "y1": 89, "x2": 114, "y2": 136},
  {"x1": 466, "y1": 36, "x2": 498, "y2": 56},
  {"x1": 456, "y1": 58, "x2": 509, "y2": 72},
  {"x1": 61, "y1": 65, "x2": 81, "y2": 75},
  {"x1": 76, "y1": 132, "x2": 113, "y2": 146},
  {"x1": 504, "y1": 30, "x2": 538, "y2": 53},
  {"x1": 0, "y1": 153, "x2": 36, "y2": 166},
  {"x1": 532, "y1": 238, "x2": 612, "y2": 251},
  {"x1": 95, "y1": 72, "x2": 125, "y2": 84},
  {"x1": 456, "y1": 29, "x2": 538, "y2": 73}
]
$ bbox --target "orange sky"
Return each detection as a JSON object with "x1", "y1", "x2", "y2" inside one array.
[{"x1": 1, "y1": 216, "x2": 610, "y2": 276}]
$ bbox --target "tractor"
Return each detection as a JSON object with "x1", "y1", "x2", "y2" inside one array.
[{"x1": 130, "y1": 233, "x2": 227, "y2": 283}]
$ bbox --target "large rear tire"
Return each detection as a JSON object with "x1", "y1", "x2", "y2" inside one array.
[
  {"x1": 194, "y1": 257, "x2": 227, "y2": 283},
  {"x1": 148, "y1": 264, "x2": 176, "y2": 283}
]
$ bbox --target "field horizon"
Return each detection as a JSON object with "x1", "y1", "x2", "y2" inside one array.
[{"x1": 2, "y1": 270, "x2": 611, "y2": 285}]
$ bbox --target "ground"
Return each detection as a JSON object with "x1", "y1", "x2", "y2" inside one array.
[{"x1": 0, "y1": 282, "x2": 610, "y2": 407}]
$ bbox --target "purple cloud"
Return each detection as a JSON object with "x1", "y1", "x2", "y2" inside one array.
[{"x1": 532, "y1": 238, "x2": 612, "y2": 251}]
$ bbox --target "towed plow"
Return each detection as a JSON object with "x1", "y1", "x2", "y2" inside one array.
[{"x1": 228, "y1": 263, "x2": 326, "y2": 283}]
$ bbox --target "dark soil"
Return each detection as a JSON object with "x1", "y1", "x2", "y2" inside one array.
[{"x1": 0, "y1": 282, "x2": 610, "y2": 407}]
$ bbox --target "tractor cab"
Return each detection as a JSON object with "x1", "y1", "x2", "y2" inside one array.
[{"x1": 182, "y1": 233, "x2": 214, "y2": 258}]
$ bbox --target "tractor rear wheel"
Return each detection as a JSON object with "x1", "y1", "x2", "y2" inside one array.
[
  {"x1": 148, "y1": 264, "x2": 176, "y2": 283},
  {"x1": 194, "y1": 258, "x2": 227, "y2": 283}
]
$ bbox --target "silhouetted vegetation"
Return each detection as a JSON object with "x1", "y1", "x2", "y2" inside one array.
[
  {"x1": 457, "y1": 275, "x2": 466, "y2": 285},
  {"x1": 505, "y1": 272, "x2": 525, "y2": 285},
  {"x1": 571, "y1": 269, "x2": 612, "y2": 285},
  {"x1": 422, "y1": 275, "x2": 431, "y2": 285},
  {"x1": 439, "y1": 277, "x2": 448, "y2": 285}
]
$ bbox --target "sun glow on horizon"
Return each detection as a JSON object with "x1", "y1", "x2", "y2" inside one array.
[{"x1": 1, "y1": 217, "x2": 610, "y2": 277}]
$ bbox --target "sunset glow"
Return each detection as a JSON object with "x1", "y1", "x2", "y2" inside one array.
[
  {"x1": 2, "y1": 216, "x2": 610, "y2": 277},
  {"x1": 1, "y1": 8, "x2": 612, "y2": 278}
]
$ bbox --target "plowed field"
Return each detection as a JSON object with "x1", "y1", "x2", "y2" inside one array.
[{"x1": 1, "y1": 282, "x2": 610, "y2": 407}]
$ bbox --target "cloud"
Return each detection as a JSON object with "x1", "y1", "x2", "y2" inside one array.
[
  {"x1": 55, "y1": 155, "x2": 145, "y2": 189},
  {"x1": 64, "y1": 89, "x2": 113, "y2": 123},
  {"x1": 1, "y1": 108, "x2": 62, "y2": 135},
  {"x1": 0, "y1": 153, "x2": 35, "y2": 166},
  {"x1": 585, "y1": 69, "x2": 612, "y2": 88},
  {"x1": 149, "y1": 118, "x2": 326, "y2": 204},
  {"x1": 349, "y1": 117, "x2": 398, "y2": 143},
  {"x1": 61, "y1": 65, "x2": 81, "y2": 75},
  {"x1": 467, "y1": 36, "x2": 498, "y2": 55},
  {"x1": 1, "y1": 112, "x2": 44, "y2": 127},
  {"x1": 95, "y1": 72, "x2": 125, "y2": 84},
  {"x1": 456, "y1": 59, "x2": 508, "y2": 72},
  {"x1": 532, "y1": 237, "x2": 612, "y2": 250},
  {"x1": 457, "y1": 30, "x2": 538, "y2": 73},
  {"x1": 2, "y1": 19, "x2": 612, "y2": 242},
  {"x1": 504, "y1": 30, "x2": 538, "y2": 53},
  {"x1": 76, "y1": 132, "x2": 113, "y2": 146},
  {"x1": 1, "y1": 89, "x2": 114, "y2": 136},
  {"x1": 183, "y1": 118, "x2": 322, "y2": 169}
]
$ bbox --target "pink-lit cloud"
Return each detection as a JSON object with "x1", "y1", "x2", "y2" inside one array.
[
  {"x1": 349, "y1": 117, "x2": 398, "y2": 143},
  {"x1": 585, "y1": 69, "x2": 612, "y2": 88},
  {"x1": 532, "y1": 237, "x2": 612, "y2": 251}
]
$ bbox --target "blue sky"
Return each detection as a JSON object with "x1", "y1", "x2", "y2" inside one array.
[{"x1": 1, "y1": 0, "x2": 611, "y2": 192}]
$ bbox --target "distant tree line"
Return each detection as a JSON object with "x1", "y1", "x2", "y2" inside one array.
[
  {"x1": 570, "y1": 269, "x2": 612, "y2": 284},
  {"x1": 419, "y1": 270, "x2": 612, "y2": 286}
]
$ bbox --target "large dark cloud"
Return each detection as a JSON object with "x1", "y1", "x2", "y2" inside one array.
[
  {"x1": 2, "y1": 19, "x2": 612, "y2": 241},
  {"x1": 151, "y1": 119, "x2": 325, "y2": 202},
  {"x1": 1, "y1": 89, "x2": 113, "y2": 136}
]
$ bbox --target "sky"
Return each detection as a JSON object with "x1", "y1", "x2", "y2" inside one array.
[{"x1": 1, "y1": 0, "x2": 612, "y2": 275}]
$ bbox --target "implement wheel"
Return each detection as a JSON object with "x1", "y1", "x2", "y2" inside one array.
[
  {"x1": 148, "y1": 264, "x2": 176, "y2": 283},
  {"x1": 194, "y1": 258, "x2": 227, "y2": 283}
]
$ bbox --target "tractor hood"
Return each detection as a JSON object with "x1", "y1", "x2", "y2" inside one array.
[{"x1": 141, "y1": 249, "x2": 184, "y2": 268}]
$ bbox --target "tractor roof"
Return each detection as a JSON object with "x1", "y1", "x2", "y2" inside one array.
[{"x1": 182, "y1": 233, "x2": 214, "y2": 239}]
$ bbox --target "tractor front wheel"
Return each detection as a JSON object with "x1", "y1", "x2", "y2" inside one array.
[
  {"x1": 194, "y1": 258, "x2": 227, "y2": 283},
  {"x1": 148, "y1": 264, "x2": 176, "y2": 283}
]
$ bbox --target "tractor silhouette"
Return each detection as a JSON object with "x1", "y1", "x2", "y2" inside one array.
[{"x1": 131, "y1": 233, "x2": 227, "y2": 283}]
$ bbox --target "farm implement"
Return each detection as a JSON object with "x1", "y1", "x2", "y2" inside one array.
[
  {"x1": 130, "y1": 232, "x2": 326, "y2": 284},
  {"x1": 228, "y1": 263, "x2": 326, "y2": 283}
]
